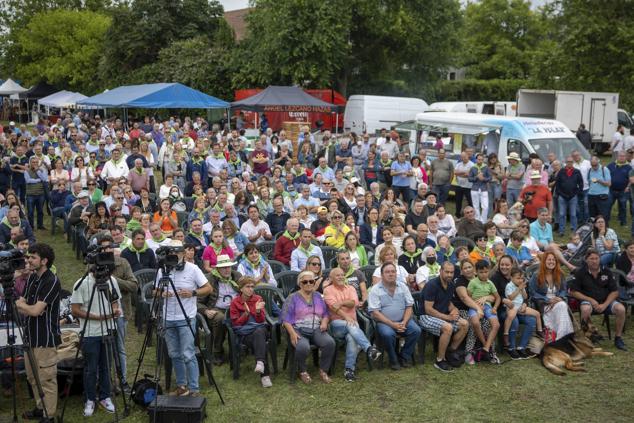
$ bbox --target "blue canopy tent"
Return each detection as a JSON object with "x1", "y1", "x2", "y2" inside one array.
[{"x1": 77, "y1": 82, "x2": 229, "y2": 122}]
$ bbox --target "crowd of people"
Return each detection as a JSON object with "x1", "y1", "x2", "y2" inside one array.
[{"x1": 0, "y1": 113, "x2": 632, "y2": 421}]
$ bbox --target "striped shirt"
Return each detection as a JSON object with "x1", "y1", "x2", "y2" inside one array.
[{"x1": 23, "y1": 270, "x2": 61, "y2": 348}]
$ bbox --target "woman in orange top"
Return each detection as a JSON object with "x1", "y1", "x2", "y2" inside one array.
[{"x1": 153, "y1": 198, "x2": 178, "y2": 236}]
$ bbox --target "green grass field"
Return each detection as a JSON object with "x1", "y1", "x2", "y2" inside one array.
[{"x1": 2, "y1": 211, "x2": 634, "y2": 423}]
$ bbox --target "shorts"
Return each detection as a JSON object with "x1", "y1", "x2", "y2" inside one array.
[
  {"x1": 580, "y1": 300, "x2": 621, "y2": 315},
  {"x1": 419, "y1": 315, "x2": 461, "y2": 337},
  {"x1": 468, "y1": 303, "x2": 498, "y2": 320}
]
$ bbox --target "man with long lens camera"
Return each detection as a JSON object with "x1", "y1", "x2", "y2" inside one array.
[
  {"x1": 98, "y1": 235, "x2": 138, "y2": 394},
  {"x1": 156, "y1": 240, "x2": 211, "y2": 397},
  {"x1": 70, "y1": 247, "x2": 122, "y2": 417},
  {"x1": 14, "y1": 243, "x2": 60, "y2": 423}
]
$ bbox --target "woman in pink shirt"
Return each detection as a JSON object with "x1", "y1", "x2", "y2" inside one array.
[{"x1": 202, "y1": 226, "x2": 235, "y2": 272}]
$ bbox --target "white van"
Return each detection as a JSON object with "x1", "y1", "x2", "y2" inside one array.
[
  {"x1": 405, "y1": 112, "x2": 591, "y2": 168},
  {"x1": 427, "y1": 101, "x2": 517, "y2": 116},
  {"x1": 343, "y1": 95, "x2": 428, "y2": 135}
]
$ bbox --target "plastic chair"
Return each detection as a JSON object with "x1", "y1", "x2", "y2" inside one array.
[
  {"x1": 450, "y1": 236, "x2": 475, "y2": 251},
  {"x1": 176, "y1": 211, "x2": 189, "y2": 228},
  {"x1": 275, "y1": 270, "x2": 300, "y2": 298},
  {"x1": 225, "y1": 317, "x2": 278, "y2": 380},
  {"x1": 360, "y1": 265, "x2": 376, "y2": 285},
  {"x1": 134, "y1": 269, "x2": 158, "y2": 332},
  {"x1": 254, "y1": 285, "x2": 286, "y2": 344},
  {"x1": 274, "y1": 230, "x2": 285, "y2": 240},
  {"x1": 267, "y1": 259, "x2": 288, "y2": 275},
  {"x1": 257, "y1": 241, "x2": 276, "y2": 259},
  {"x1": 321, "y1": 247, "x2": 339, "y2": 269},
  {"x1": 282, "y1": 326, "x2": 332, "y2": 383}
]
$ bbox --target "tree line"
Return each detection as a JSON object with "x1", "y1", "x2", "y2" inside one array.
[{"x1": 2, "y1": 0, "x2": 634, "y2": 109}]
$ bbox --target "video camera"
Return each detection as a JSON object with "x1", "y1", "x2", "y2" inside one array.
[
  {"x1": 155, "y1": 245, "x2": 184, "y2": 269},
  {"x1": 85, "y1": 244, "x2": 116, "y2": 268},
  {"x1": 0, "y1": 245, "x2": 26, "y2": 276}
]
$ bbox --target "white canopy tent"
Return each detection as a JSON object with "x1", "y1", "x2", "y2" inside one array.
[
  {"x1": 0, "y1": 78, "x2": 28, "y2": 96},
  {"x1": 38, "y1": 90, "x2": 88, "y2": 109}
]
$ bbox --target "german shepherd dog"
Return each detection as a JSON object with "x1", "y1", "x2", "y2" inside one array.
[{"x1": 541, "y1": 320, "x2": 614, "y2": 376}]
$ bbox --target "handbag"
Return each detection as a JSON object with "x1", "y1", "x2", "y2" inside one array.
[{"x1": 131, "y1": 375, "x2": 163, "y2": 407}]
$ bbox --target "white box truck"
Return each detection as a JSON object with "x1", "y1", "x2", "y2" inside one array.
[
  {"x1": 427, "y1": 101, "x2": 517, "y2": 116},
  {"x1": 516, "y1": 89, "x2": 633, "y2": 153},
  {"x1": 343, "y1": 95, "x2": 428, "y2": 136}
]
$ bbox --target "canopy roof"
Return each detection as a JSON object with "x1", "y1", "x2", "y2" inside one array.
[
  {"x1": 0, "y1": 78, "x2": 28, "y2": 95},
  {"x1": 231, "y1": 85, "x2": 341, "y2": 113},
  {"x1": 20, "y1": 82, "x2": 58, "y2": 99},
  {"x1": 38, "y1": 90, "x2": 88, "y2": 108},
  {"x1": 77, "y1": 82, "x2": 229, "y2": 109}
]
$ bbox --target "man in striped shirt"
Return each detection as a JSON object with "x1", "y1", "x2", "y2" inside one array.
[{"x1": 16, "y1": 243, "x2": 60, "y2": 423}]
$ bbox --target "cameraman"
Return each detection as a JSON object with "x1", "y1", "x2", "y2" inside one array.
[
  {"x1": 98, "y1": 235, "x2": 138, "y2": 394},
  {"x1": 70, "y1": 253, "x2": 122, "y2": 417},
  {"x1": 156, "y1": 240, "x2": 211, "y2": 397},
  {"x1": 15, "y1": 243, "x2": 60, "y2": 423}
]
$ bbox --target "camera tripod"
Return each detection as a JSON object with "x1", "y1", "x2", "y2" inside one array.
[
  {"x1": 130, "y1": 262, "x2": 224, "y2": 421},
  {"x1": 59, "y1": 265, "x2": 130, "y2": 423},
  {"x1": 0, "y1": 275, "x2": 50, "y2": 423}
]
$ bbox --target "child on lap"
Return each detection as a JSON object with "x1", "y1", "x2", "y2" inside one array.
[{"x1": 467, "y1": 260, "x2": 501, "y2": 360}]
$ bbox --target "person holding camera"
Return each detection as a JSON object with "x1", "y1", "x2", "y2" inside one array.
[
  {"x1": 98, "y1": 235, "x2": 138, "y2": 394},
  {"x1": 70, "y1": 253, "x2": 123, "y2": 417},
  {"x1": 157, "y1": 240, "x2": 212, "y2": 397},
  {"x1": 519, "y1": 171, "x2": 552, "y2": 222},
  {"x1": 15, "y1": 243, "x2": 60, "y2": 423}
]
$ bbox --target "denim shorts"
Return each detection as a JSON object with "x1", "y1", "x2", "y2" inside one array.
[
  {"x1": 468, "y1": 303, "x2": 498, "y2": 320},
  {"x1": 580, "y1": 300, "x2": 620, "y2": 315}
]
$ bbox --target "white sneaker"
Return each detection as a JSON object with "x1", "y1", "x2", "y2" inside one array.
[
  {"x1": 261, "y1": 376, "x2": 272, "y2": 388},
  {"x1": 83, "y1": 400, "x2": 95, "y2": 417},
  {"x1": 254, "y1": 360, "x2": 265, "y2": 374},
  {"x1": 99, "y1": 397, "x2": 116, "y2": 413}
]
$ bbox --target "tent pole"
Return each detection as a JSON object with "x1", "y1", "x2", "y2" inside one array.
[{"x1": 335, "y1": 113, "x2": 339, "y2": 136}]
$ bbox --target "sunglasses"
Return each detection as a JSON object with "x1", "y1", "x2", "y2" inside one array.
[
  {"x1": 300, "y1": 279, "x2": 316, "y2": 285},
  {"x1": 308, "y1": 262, "x2": 321, "y2": 266},
  {"x1": 333, "y1": 216, "x2": 342, "y2": 220}
]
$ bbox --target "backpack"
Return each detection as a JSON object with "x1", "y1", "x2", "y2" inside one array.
[
  {"x1": 446, "y1": 349, "x2": 466, "y2": 368},
  {"x1": 131, "y1": 376, "x2": 163, "y2": 407}
]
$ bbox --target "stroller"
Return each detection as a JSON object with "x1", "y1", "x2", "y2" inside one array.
[{"x1": 566, "y1": 218, "x2": 594, "y2": 268}]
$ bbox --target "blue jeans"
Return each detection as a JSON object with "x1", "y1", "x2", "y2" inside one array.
[
  {"x1": 375, "y1": 319, "x2": 421, "y2": 365},
  {"x1": 507, "y1": 188, "x2": 521, "y2": 206},
  {"x1": 488, "y1": 183, "x2": 502, "y2": 220},
  {"x1": 577, "y1": 190, "x2": 589, "y2": 223},
  {"x1": 164, "y1": 319, "x2": 199, "y2": 392},
  {"x1": 468, "y1": 303, "x2": 498, "y2": 319},
  {"x1": 600, "y1": 252, "x2": 616, "y2": 267},
  {"x1": 557, "y1": 195, "x2": 578, "y2": 234},
  {"x1": 508, "y1": 314, "x2": 537, "y2": 350},
  {"x1": 116, "y1": 317, "x2": 127, "y2": 384},
  {"x1": 82, "y1": 336, "x2": 112, "y2": 402},
  {"x1": 26, "y1": 194, "x2": 45, "y2": 229},
  {"x1": 432, "y1": 184, "x2": 451, "y2": 205},
  {"x1": 330, "y1": 319, "x2": 371, "y2": 370},
  {"x1": 12, "y1": 182, "x2": 26, "y2": 204},
  {"x1": 609, "y1": 190, "x2": 628, "y2": 225},
  {"x1": 51, "y1": 206, "x2": 67, "y2": 234}
]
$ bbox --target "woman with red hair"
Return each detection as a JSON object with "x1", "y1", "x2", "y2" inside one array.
[{"x1": 528, "y1": 251, "x2": 574, "y2": 342}]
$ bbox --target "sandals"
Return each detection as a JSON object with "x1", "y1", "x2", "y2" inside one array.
[
  {"x1": 298, "y1": 372, "x2": 312, "y2": 384},
  {"x1": 319, "y1": 369, "x2": 332, "y2": 384}
]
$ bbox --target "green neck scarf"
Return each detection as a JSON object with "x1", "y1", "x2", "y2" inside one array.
[
  {"x1": 211, "y1": 269, "x2": 239, "y2": 290},
  {"x1": 128, "y1": 242, "x2": 148, "y2": 253},
  {"x1": 283, "y1": 230, "x2": 300, "y2": 241}
]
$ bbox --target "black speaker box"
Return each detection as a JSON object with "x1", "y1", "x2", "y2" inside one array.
[{"x1": 147, "y1": 395, "x2": 207, "y2": 423}]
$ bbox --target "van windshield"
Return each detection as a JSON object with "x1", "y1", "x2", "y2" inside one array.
[{"x1": 528, "y1": 138, "x2": 591, "y2": 161}]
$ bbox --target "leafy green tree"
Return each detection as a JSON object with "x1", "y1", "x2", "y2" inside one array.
[
  {"x1": 99, "y1": 0, "x2": 224, "y2": 85},
  {"x1": 460, "y1": 0, "x2": 541, "y2": 80},
  {"x1": 232, "y1": 0, "x2": 461, "y2": 99},
  {"x1": 13, "y1": 9, "x2": 111, "y2": 93}
]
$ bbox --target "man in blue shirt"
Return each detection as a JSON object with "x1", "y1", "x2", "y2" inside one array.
[
  {"x1": 390, "y1": 152, "x2": 413, "y2": 204},
  {"x1": 607, "y1": 151, "x2": 631, "y2": 226},
  {"x1": 368, "y1": 262, "x2": 421, "y2": 370},
  {"x1": 587, "y1": 155, "x2": 612, "y2": 220},
  {"x1": 529, "y1": 208, "x2": 554, "y2": 251}
]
